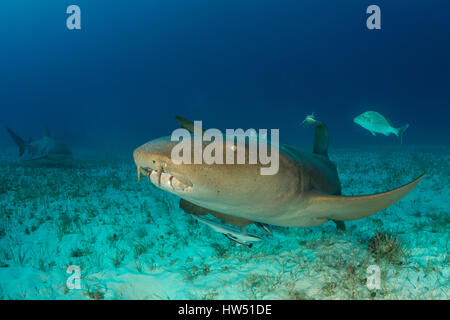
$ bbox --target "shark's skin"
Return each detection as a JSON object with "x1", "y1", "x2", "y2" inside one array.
[
  {"x1": 6, "y1": 127, "x2": 72, "y2": 161},
  {"x1": 133, "y1": 120, "x2": 424, "y2": 229}
]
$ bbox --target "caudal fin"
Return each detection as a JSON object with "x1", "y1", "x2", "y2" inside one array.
[
  {"x1": 5, "y1": 126, "x2": 26, "y2": 156},
  {"x1": 397, "y1": 124, "x2": 409, "y2": 144},
  {"x1": 309, "y1": 173, "x2": 425, "y2": 221}
]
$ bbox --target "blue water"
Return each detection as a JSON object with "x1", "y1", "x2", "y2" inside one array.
[
  {"x1": 1, "y1": 0, "x2": 449, "y2": 147},
  {"x1": 0, "y1": 1, "x2": 448, "y2": 300}
]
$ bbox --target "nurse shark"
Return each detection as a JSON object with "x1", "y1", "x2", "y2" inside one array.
[
  {"x1": 133, "y1": 116, "x2": 424, "y2": 246},
  {"x1": 6, "y1": 126, "x2": 72, "y2": 161}
]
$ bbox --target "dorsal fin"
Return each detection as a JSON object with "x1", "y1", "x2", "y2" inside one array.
[
  {"x1": 175, "y1": 115, "x2": 204, "y2": 134},
  {"x1": 313, "y1": 121, "x2": 329, "y2": 158}
]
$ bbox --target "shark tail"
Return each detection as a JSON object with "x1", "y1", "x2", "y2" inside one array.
[
  {"x1": 6, "y1": 126, "x2": 27, "y2": 156},
  {"x1": 309, "y1": 173, "x2": 424, "y2": 222},
  {"x1": 396, "y1": 124, "x2": 409, "y2": 144}
]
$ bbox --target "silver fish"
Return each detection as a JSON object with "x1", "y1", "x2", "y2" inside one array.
[{"x1": 354, "y1": 111, "x2": 409, "y2": 143}]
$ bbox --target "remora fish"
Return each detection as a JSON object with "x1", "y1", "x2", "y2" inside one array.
[
  {"x1": 353, "y1": 111, "x2": 409, "y2": 143},
  {"x1": 6, "y1": 126, "x2": 72, "y2": 161},
  {"x1": 192, "y1": 215, "x2": 263, "y2": 247},
  {"x1": 133, "y1": 116, "x2": 423, "y2": 245}
]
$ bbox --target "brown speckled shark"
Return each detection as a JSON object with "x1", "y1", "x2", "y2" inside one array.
[{"x1": 133, "y1": 116, "x2": 424, "y2": 245}]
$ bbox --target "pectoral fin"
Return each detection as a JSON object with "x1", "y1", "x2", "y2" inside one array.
[{"x1": 309, "y1": 173, "x2": 424, "y2": 221}]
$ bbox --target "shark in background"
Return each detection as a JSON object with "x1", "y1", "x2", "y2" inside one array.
[{"x1": 6, "y1": 126, "x2": 72, "y2": 161}]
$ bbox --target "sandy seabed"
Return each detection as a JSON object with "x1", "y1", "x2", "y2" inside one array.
[{"x1": 0, "y1": 144, "x2": 448, "y2": 300}]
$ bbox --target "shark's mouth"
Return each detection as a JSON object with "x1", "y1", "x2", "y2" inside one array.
[{"x1": 138, "y1": 167, "x2": 193, "y2": 192}]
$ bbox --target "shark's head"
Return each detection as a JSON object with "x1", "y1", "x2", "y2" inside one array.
[
  {"x1": 133, "y1": 136, "x2": 195, "y2": 194},
  {"x1": 133, "y1": 136, "x2": 297, "y2": 215},
  {"x1": 353, "y1": 113, "x2": 368, "y2": 127}
]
